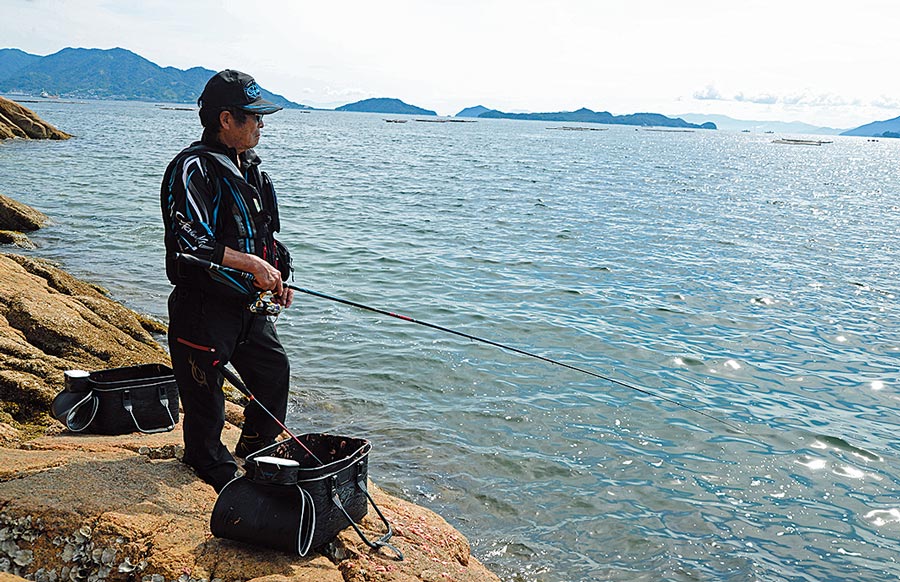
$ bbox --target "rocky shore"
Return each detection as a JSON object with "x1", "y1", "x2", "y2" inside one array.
[
  {"x1": 0, "y1": 115, "x2": 499, "y2": 581},
  {"x1": 0, "y1": 97, "x2": 71, "y2": 141}
]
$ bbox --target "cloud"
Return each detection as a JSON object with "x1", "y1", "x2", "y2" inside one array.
[
  {"x1": 696, "y1": 86, "x2": 885, "y2": 109},
  {"x1": 734, "y1": 92, "x2": 778, "y2": 105},
  {"x1": 871, "y1": 96, "x2": 900, "y2": 109},
  {"x1": 693, "y1": 85, "x2": 724, "y2": 100},
  {"x1": 298, "y1": 86, "x2": 367, "y2": 99},
  {"x1": 781, "y1": 92, "x2": 860, "y2": 107}
]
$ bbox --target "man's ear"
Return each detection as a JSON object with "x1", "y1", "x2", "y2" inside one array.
[{"x1": 219, "y1": 109, "x2": 234, "y2": 130}]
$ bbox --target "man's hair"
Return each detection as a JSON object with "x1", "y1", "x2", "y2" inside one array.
[{"x1": 199, "y1": 107, "x2": 250, "y2": 131}]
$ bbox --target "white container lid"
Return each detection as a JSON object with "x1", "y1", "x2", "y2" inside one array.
[{"x1": 253, "y1": 456, "x2": 300, "y2": 467}]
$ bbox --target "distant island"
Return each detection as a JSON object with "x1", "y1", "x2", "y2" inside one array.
[
  {"x1": 0, "y1": 47, "x2": 308, "y2": 109},
  {"x1": 0, "y1": 47, "x2": 719, "y2": 128},
  {"x1": 840, "y1": 115, "x2": 900, "y2": 138},
  {"x1": 678, "y1": 113, "x2": 844, "y2": 135},
  {"x1": 456, "y1": 106, "x2": 716, "y2": 130},
  {"x1": 456, "y1": 105, "x2": 492, "y2": 118},
  {"x1": 336, "y1": 97, "x2": 436, "y2": 116},
  {"x1": 33, "y1": 46, "x2": 900, "y2": 133}
]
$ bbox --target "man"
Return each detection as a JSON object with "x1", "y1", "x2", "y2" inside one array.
[{"x1": 160, "y1": 69, "x2": 294, "y2": 491}]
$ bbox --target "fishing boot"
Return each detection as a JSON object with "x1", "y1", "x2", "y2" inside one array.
[{"x1": 234, "y1": 431, "x2": 276, "y2": 461}]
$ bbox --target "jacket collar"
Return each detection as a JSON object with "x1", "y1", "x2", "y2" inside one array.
[{"x1": 199, "y1": 130, "x2": 261, "y2": 171}]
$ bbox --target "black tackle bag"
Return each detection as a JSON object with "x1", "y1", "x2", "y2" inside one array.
[
  {"x1": 210, "y1": 433, "x2": 402, "y2": 559},
  {"x1": 51, "y1": 364, "x2": 179, "y2": 435}
]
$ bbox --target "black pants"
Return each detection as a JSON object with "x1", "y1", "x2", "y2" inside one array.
[{"x1": 167, "y1": 286, "x2": 289, "y2": 490}]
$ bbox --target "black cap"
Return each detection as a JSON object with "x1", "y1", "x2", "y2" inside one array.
[{"x1": 198, "y1": 69, "x2": 283, "y2": 115}]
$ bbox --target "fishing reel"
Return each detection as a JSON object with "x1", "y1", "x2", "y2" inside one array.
[{"x1": 248, "y1": 291, "x2": 283, "y2": 316}]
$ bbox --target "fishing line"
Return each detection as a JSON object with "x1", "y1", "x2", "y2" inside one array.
[{"x1": 176, "y1": 253, "x2": 746, "y2": 433}]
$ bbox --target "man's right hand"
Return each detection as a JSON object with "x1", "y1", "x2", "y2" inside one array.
[{"x1": 222, "y1": 248, "x2": 284, "y2": 296}]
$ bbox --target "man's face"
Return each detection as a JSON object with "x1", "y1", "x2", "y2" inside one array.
[{"x1": 219, "y1": 110, "x2": 263, "y2": 153}]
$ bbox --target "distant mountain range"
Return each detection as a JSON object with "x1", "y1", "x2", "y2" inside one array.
[
  {"x1": 336, "y1": 97, "x2": 436, "y2": 116},
  {"x1": 458, "y1": 106, "x2": 715, "y2": 129},
  {"x1": 679, "y1": 113, "x2": 845, "y2": 135},
  {"x1": 0, "y1": 49, "x2": 39, "y2": 80},
  {"x1": 839, "y1": 115, "x2": 900, "y2": 138},
  {"x1": 0, "y1": 47, "x2": 307, "y2": 108},
  {"x1": 345, "y1": 101, "x2": 713, "y2": 129},
  {"x1": 0, "y1": 47, "x2": 714, "y2": 128},
  {"x1": 4, "y1": 46, "x2": 895, "y2": 135}
]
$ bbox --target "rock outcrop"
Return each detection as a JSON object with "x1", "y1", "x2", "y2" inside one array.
[
  {"x1": 0, "y1": 424, "x2": 497, "y2": 582},
  {"x1": 0, "y1": 193, "x2": 48, "y2": 249},
  {"x1": 0, "y1": 253, "x2": 167, "y2": 435},
  {"x1": 0, "y1": 231, "x2": 34, "y2": 250},
  {"x1": 0, "y1": 97, "x2": 72, "y2": 140},
  {"x1": 0, "y1": 200, "x2": 499, "y2": 582},
  {"x1": 0, "y1": 194, "x2": 49, "y2": 232}
]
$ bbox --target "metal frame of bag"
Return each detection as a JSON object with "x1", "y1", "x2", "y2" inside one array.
[
  {"x1": 210, "y1": 433, "x2": 402, "y2": 559},
  {"x1": 51, "y1": 364, "x2": 179, "y2": 434},
  {"x1": 279, "y1": 435, "x2": 396, "y2": 553},
  {"x1": 51, "y1": 389, "x2": 98, "y2": 432}
]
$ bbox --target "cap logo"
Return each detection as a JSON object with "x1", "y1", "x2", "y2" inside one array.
[{"x1": 245, "y1": 81, "x2": 261, "y2": 101}]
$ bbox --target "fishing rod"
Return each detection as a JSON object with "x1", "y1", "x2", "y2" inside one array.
[
  {"x1": 214, "y1": 360, "x2": 324, "y2": 465},
  {"x1": 176, "y1": 253, "x2": 745, "y2": 433}
]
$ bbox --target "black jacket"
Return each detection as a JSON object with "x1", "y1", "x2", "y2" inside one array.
[{"x1": 161, "y1": 134, "x2": 287, "y2": 297}]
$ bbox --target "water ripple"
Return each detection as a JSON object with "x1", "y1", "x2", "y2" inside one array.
[{"x1": 5, "y1": 103, "x2": 900, "y2": 581}]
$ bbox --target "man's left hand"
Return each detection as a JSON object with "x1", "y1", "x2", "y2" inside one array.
[{"x1": 275, "y1": 287, "x2": 294, "y2": 308}]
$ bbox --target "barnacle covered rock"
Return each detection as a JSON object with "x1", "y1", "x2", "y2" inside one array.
[{"x1": 0, "y1": 433, "x2": 498, "y2": 582}]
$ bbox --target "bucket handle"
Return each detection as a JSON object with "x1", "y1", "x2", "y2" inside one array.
[
  {"x1": 328, "y1": 461, "x2": 404, "y2": 560},
  {"x1": 122, "y1": 385, "x2": 177, "y2": 434},
  {"x1": 297, "y1": 486, "x2": 316, "y2": 557}
]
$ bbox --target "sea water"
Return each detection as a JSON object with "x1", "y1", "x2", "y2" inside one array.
[{"x1": 2, "y1": 99, "x2": 900, "y2": 582}]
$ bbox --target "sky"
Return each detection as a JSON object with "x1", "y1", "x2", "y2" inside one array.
[{"x1": 3, "y1": 0, "x2": 900, "y2": 129}]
